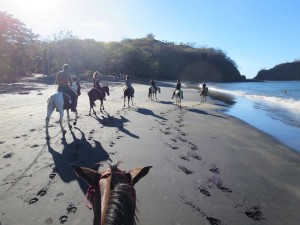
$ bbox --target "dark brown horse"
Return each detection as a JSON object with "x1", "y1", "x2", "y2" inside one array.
[
  {"x1": 72, "y1": 163, "x2": 152, "y2": 225},
  {"x1": 124, "y1": 87, "x2": 134, "y2": 107},
  {"x1": 200, "y1": 87, "x2": 208, "y2": 102},
  {"x1": 88, "y1": 86, "x2": 110, "y2": 115}
]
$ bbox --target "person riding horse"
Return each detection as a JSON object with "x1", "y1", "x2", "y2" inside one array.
[
  {"x1": 124, "y1": 75, "x2": 134, "y2": 97},
  {"x1": 55, "y1": 64, "x2": 78, "y2": 112},
  {"x1": 93, "y1": 71, "x2": 106, "y2": 100},
  {"x1": 150, "y1": 78, "x2": 157, "y2": 92},
  {"x1": 172, "y1": 79, "x2": 183, "y2": 99}
]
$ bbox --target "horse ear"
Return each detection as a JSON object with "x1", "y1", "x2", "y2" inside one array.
[
  {"x1": 128, "y1": 166, "x2": 152, "y2": 185},
  {"x1": 71, "y1": 165, "x2": 100, "y2": 185}
]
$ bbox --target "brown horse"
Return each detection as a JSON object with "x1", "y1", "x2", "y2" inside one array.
[
  {"x1": 72, "y1": 163, "x2": 152, "y2": 225},
  {"x1": 88, "y1": 86, "x2": 110, "y2": 115},
  {"x1": 124, "y1": 87, "x2": 134, "y2": 107}
]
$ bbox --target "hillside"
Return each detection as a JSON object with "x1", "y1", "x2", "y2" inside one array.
[{"x1": 254, "y1": 61, "x2": 300, "y2": 81}]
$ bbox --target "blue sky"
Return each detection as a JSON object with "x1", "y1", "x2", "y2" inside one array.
[{"x1": 1, "y1": 0, "x2": 300, "y2": 78}]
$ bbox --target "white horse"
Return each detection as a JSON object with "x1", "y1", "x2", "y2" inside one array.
[
  {"x1": 174, "y1": 90, "x2": 183, "y2": 108},
  {"x1": 148, "y1": 86, "x2": 161, "y2": 100},
  {"x1": 45, "y1": 82, "x2": 81, "y2": 140}
]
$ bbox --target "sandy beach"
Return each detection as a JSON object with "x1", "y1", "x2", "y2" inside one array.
[{"x1": 0, "y1": 75, "x2": 299, "y2": 225}]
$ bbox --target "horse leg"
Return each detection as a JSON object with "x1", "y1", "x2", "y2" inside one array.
[
  {"x1": 131, "y1": 96, "x2": 133, "y2": 106},
  {"x1": 57, "y1": 107, "x2": 66, "y2": 135},
  {"x1": 66, "y1": 109, "x2": 72, "y2": 130},
  {"x1": 45, "y1": 107, "x2": 55, "y2": 140},
  {"x1": 73, "y1": 110, "x2": 78, "y2": 126},
  {"x1": 124, "y1": 96, "x2": 126, "y2": 107},
  {"x1": 100, "y1": 100, "x2": 103, "y2": 113}
]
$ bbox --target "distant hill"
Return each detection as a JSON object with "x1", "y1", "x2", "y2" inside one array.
[{"x1": 254, "y1": 61, "x2": 300, "y2": 81}]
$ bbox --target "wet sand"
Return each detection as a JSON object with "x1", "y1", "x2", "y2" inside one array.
[{"x1": 0, "y1": 76, "x2": 299, "y2": 225}]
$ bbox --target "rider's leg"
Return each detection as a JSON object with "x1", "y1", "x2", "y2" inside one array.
[{"x1": 172, "y1": 90, "x2": 175, "y2": 99}]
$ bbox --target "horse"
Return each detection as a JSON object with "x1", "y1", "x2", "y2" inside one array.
[
  {"x1": 88, "y1": 85, "x2": 110, "y2": 115},
  {"x1": 124, "y1": 87, "x2": 134, "y2": 107},
  {"x1": 148, "y1": 86, "x2": 161, "y2": 101},
  {"x1": 200, "y1": 87, "x2": 208, "y2": 102},
  {"x1": 174, "y1": 90, "x2": 183, "y2": 108},
  {"x1": 45, "y1": 82, "x2": 81, "y2": 140},
  {"x1": 72, "y1": 163, "x2": 152, "y2": 225}
]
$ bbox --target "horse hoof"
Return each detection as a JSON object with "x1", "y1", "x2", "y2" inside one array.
[
  {"x1": 73, "y1": 122, "x2": 76, "y2": 126},
  {"x1": 46, "y1": 136, "x2": 50, "y2": 141},
  {"x1": 69, "y1": 125, "x2": 72, "y2": 129},
  {"x1": 63, "y1": 130, "x2": 67, "y2": 134}
]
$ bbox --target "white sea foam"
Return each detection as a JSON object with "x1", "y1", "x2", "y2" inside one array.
[{"x1": 207, "y1": 86, "x2": 300, "y2": 113}]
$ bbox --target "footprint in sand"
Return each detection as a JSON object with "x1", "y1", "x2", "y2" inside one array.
[
  {"x1": 59, "y1": 215, "x2": 68, "y2": 224},
  {"x1": 31, "y1": 144, "x2": 39, "y2": 148},
  {"x1": 49, "y1": 173, "x2": 57, "y2": 179},
  {"x1": 206, "y1": 217, "x2": 221, "y2": 225},
  {"x1": 0, "y1": 141, "x2": 5, "y2": 144},
  {"x1": 109, "y1": 141, "x2": 115, "y2": 147},
  {"x1": 188, "y1": 153, "x2": 201, "y2": 160},
  {"x1": 178, "y1": 165, "x2": 193, "y2": 175},
  {"x1": 44, "y1": 218, "x2": 53, "y2": 224},
  {"x1": 28, "y1": 197, "x2": 39, "y2": 204},
  {"x1": 209, "y1": 165, "x2": 220, "y2": 174},
  {"x1": 67, "y1": 203, "x2": 77, "y2": 214},
  {"x1": 245, "y1": 206, "x2": 265, "y2": 221},
  {"x1": 30, "y1": 129, "x2": 36, "y2": 132},
  {"x1": 180, "y1": 155, "x2": 190, "y2": 161},
  {"x1": 199, "y1": 188, "x2": 211, "y2": 197},
  {"x1": 3, "y1": 152, "x2": 14, "y2": 159},
  {"x1": 37, "y1": 188, "x2": 47, "y2": 197},
  {"x1": 14, "y1": 136, "x2": 20, "y2": 139}
]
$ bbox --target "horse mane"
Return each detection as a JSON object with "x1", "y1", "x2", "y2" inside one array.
[{"x1": 105, "y1": 163, "x2": 137, "y2": 225}]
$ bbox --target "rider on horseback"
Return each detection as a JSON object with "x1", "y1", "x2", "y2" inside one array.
[
  {"x1": 150, "y1": 78, "x2": 157, "y2": 92},
  {"x1": 172, "y1": 79, "x2": 183, "y2": 99},
  {"x1": 125, "y1": 75, "x2": 134, "y2": 97},
  {"x1": 56, "y1": 64, "x2": 78, "y2": 112}
]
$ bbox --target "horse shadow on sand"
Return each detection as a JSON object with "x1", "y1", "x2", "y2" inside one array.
[
  {"x1": 134, "y1": 107, "x2": 167, "y2": 121},
  {"x1": 188, "y1": 108, "x2": 228, "y2": 119},
  {"x1": 90, "y1": 113, "x2": 139, "y2": 139},
  {"x1": 47, "y1": 127, "x2": 111, "y2": 194},
  {"x1": 156, "y1": 100, "x2": 175, "y2": 105}
]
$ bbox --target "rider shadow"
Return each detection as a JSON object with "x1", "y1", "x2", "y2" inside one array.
[
  {"x1": 157, "y1": 100, "x2": 174, "y2": 105},
  {"x1": 47, "y1": 127, "x2": 111, "y2": 193},
  {"x1": 91, "y1": 113, "x2": 139, "y2": 139},
  {"x1": 188, "y1": 108, "x2": 228, "y2": 119},
  {"x1": 134, "y1": 107, "x2": 167, "y2": 121}
]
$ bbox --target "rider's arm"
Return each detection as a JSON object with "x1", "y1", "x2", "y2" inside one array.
[{"x1": 68, "y1": 74, "x2": 73, "y2": 86}]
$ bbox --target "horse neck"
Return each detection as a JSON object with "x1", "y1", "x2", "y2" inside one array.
[{"x1": 104, "y1": 182, "x2": 136, "y2": 225}]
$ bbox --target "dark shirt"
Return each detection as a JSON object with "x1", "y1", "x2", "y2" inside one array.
[
  {"x1": 150, "y1": 80, "x2": 155, "y2": 87},
  {"x1": 176, "y1": 82, "x2": 181, "y2": 90},
  {"x1": 202, "y1": 83, "x2": 206, "y2": 89}
]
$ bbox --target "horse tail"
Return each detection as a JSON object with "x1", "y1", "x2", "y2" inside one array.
[{"x1": 148, "y1": 87, "x2": 151, "y2": 98}]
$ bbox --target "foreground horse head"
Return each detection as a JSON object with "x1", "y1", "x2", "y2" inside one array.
[
  {"x1": 88, "y1": 85, "x2": 110, "y2": 115},
  {"x1": 72, "y1": 163, "x2": 152, "y2": 225},
  {"x1": 124, "y1": 88, "x2": 134, "y2": 108},
  {"x1": 45, "y1": 82, "x2": 81, "y2": 140}
]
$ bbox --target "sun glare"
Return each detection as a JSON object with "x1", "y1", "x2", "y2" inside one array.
[{"x1": 10, "y1": 0, "x2": 61, "y2": 15}]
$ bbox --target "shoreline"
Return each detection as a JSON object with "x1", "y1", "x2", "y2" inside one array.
[{"x1": 0, "y1": 77, "x2": 300, "y2": 225}]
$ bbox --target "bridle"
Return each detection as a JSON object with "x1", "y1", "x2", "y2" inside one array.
[{"x1": 85, "y1": 171, "x2": 131, "y2": 210}]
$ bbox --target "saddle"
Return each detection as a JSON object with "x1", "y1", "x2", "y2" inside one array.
[{"x1": 63, "y1": 93, "x2": 72, "y2": 109}]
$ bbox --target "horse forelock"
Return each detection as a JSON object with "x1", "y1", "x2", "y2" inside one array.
[
  {"x1": 105, "y1": 182, "x2": 137, "y2": 225},
  {"x1": 102, "y1": 162, "x2": 137, "y2": 225}
]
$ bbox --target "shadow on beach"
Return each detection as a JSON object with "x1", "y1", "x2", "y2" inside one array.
[
  {"x1": 188, "y1": 108, "x2": 228, "y2": 119},
  {"x1": 90, "y1": 113, "x2": 139, "y2": 139},
  {"x1": 47, "y1": 127, "x2": 110, "y2": 194},
  {"x1": 135, "y1": 107, "x2": 167, "y2": 120}
]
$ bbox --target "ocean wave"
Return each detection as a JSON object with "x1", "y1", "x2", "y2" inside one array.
[{"x1": 208, "y1": 86, "x2": 300, "y2": 113}]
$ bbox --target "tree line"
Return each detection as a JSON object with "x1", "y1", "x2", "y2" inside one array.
[{"x1": 0, "y1": 11, "x2": 245, "y2": 82}]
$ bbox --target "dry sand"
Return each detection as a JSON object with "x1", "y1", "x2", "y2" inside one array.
[{"x1": 0, "y1": 76, "x2": 299, "y2": 225}]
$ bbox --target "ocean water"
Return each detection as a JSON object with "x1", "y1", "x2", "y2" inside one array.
[{"x1": 205, "y1": 81, "x2": 300, "y2": 153}]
